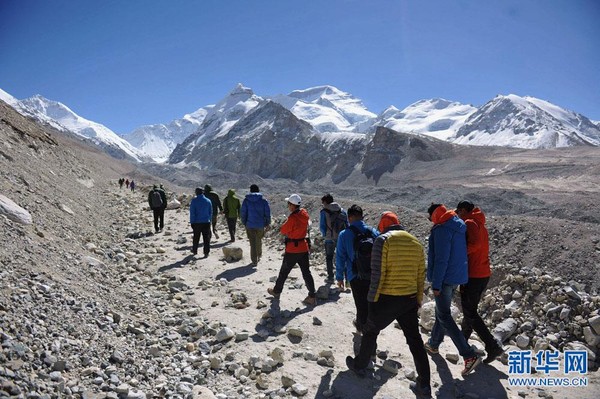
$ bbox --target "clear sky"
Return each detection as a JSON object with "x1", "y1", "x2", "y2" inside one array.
[{"x1": 1, "y1": 0, "x2": 599, "y2": 134}]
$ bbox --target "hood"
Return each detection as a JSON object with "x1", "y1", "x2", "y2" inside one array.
[
  {"x1": 227, "y1": 189, "x2": 237, "y2": 197},
  {"x1": 324, "y1": 202, "x2": 342, "y2": 212},
  {"x1": 467, "y1": 207, "x2": 486, "y2": 225},
  {"x1": 245, "y1": 192, "x2": 264, "y2": 202},
  {"x1": 204, "y1": 184, "x2": 213, "y2": 193},
  {"x1": 378, "y1": 211, "x2": 400, "y2": 233},
  {"x1": 432, "y1": 205, "x2": 465, "y2": 233}
]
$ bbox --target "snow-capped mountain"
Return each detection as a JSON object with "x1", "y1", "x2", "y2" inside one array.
[
  {"x1": 453, "y1": 94, "x2": 600, "y2": 148},
  {"x1": 371, "y1": 99, "x2": 477, "y2": 141},
  {"x1": 269, "y1": 85, "x2": 376, "y2": 133},
  {"x1": 123, "y1": 105, "x2": 213, "y2": 163},
  {"x1": 168, "y1": 84, "x2": 264, "y2": 163},
  {"x1": 1, "y1": 91, "x2": 143, "y2": 162}
]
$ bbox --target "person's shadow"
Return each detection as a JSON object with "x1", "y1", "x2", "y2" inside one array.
[
  {"x1": 215, "y1": 263, "x2": 256, "y2": 281},
  {"x1": 251, "y1": 298, "x2": 314, "y2": 342},
  {"x1": 158, "y1": 255, "x2": 194, "y2": 272},
  {"x1": 317, "y1": 363, "x2": 395, "y2": 398},
  {"x1": 429, "y1": 354, "x2": 509, "y2": 399}
]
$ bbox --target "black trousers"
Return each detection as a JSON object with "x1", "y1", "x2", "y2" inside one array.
[
  {"x1": 226, "y1": 217, "x2": 237, "y2": 240},
  {"x1": 355, "y1": 294, "x2": 430, "y2": 388},
  {"x1": 152, "y1": 208, "x2": 165, "y2": 231},
  {"x1": 350, "y1": 278, "x2": 371, "y2": 330},
  {"x1": 460, "y1": 276, "x2": 499, "y2": 351},
  {"x1": 191, "y1": 223, "x2": 211, "y2": 255},
  {"x1": 273, "y1": 252, "x2": 316, "y2": 297}
]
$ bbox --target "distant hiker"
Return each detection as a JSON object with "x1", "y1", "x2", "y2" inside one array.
[
  {"x1": 425, "y1": 203, "x2": 481, "y2": 376},
  {"x1": 130, "y1": 180, "x2": 135, "y2": 192},
  {"x1": 223, "y1": 189, "x2": 241, "y2": 242},
  {"x1": 335, "y1": 204, "x2": 379, "y2": 333},
  {"x1": 125, "y1": 179, "x2": 130, "y2": 189},
  {"x1": 267, "y1": 194, "x2": 317, "y2": 306},
  {"x1": 118, "y1": 178, "x2": 124, "y2": 189},
  {"x1": 346, "y1": 212, "x2": 431, "y2": 397},
  {"x1": 148, "y1": 184, "x2": 167, "y2": 233},
  {"x1": 241, "y1": 184, "x2": 271, "y2": 266},
  {"x1": 204, "y1": 184, "x2": 223, "y2": 239},
  {"x1": 456, "y1": 200, "x2": 504, "y2": 363},
  {"x1": 319, "y1": 193, "x2": 348, "y2": 284},
  {"x1": 189, "y1": 187, "x2": 213, "y2": 257}
]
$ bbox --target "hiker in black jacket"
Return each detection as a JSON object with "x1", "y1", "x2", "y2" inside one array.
[
  {"x1": 148, "y1": 184, "x2": 167, "y2": 233},
  {"x1": 204, "y1": 184, "x2": 223, "y2": 239}
]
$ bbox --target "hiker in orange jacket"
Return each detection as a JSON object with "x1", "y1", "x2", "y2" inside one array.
[
  {"x1": 456, "y1": 200, "x2": 504, "y2": 364},
  {"x1": 267, "y1": 194, "x2": 317, "y2": 306}
]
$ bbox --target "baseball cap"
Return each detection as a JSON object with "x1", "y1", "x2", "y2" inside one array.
[{"x1": 285, "y1": 194, "x2": 301, "y2": 206}]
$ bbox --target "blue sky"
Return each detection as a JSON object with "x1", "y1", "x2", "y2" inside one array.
[{"x1": 1, "y1": 0, "x2": 599, "y2": 133}]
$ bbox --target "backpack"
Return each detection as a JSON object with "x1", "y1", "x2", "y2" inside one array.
[
  {"x1": 325, "y1": 209, "x2": 348, "y2": 240},
  {"x1": 349, "y1": 225, "x2": 374, "y2": 280},
  {"x1": 151, "y1": 190, "x2": 163, "y2": 208}
]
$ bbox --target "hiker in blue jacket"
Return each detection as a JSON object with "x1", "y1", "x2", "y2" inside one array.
[
  {"x1": 241, "y1": 184, "x2": 271, "y2": 266},
  {"x1": 335, "y1": 204, "x2": 379, "y2": 333},
  {"x1": 425, "y1": 203, "x2": 481, "y2": 376},
  {"x1": 190, "y1": 187, "x2": 213, "y2": 257}
]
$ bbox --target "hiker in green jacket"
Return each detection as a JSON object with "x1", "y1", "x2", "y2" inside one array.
[{"x1": 223, "y1": 189, "x2": 241, "y2": 242}]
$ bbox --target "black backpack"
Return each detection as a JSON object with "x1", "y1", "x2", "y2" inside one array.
[
  {"x1": 325, "y1": 209, "x2": 348, "y2": 240},
  {"x1": 151, "y1": 190, "x2": 163, "y2": 208},
  {"x1": 349, "y1": 225, "x2": 374, "y2": 280}
]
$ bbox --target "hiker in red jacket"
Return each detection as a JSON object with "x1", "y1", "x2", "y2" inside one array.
[
  {"x1": 456, "y1": 200, "x2": 504, "y2": 364},
  {"x1": 267, "y1": 194, "x2": 317, "y2": 306}
]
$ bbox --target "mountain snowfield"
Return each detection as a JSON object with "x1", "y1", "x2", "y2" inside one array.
[
  {"x1": 0, "y1": 89, "x2": 142, "y2": 162},
  {"x1": 2, "y1": 84, "x2": 600, "y2": 165}
]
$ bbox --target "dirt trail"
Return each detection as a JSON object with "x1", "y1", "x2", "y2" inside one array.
[{"x1": 137, "y1": 198, "x2": 598, "y2": 399}]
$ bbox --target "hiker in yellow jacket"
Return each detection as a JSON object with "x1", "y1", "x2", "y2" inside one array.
[{"x1": 346, "y1": 212, "x2": 431, "y2": 398}]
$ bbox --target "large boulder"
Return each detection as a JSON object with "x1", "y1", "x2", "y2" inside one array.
[
  {"x1": 0, "y1": 194, "x2": 32, "y2": 224},
  {"x1": 492, "y1": 318, "x2": 519, "y2": 343}
]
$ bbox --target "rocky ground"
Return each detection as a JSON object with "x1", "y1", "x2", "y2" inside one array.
[{"x1": 1, "y1": 100, "x2": 600, "y2": 398}]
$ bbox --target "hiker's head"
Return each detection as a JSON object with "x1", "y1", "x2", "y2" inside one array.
[
  {"x1": 427, "y1": 203, "x2": 445, "y2": 223},
  {"x1": 250, "y1": 184, "x2": 260, "y2": 193},
  {"x1": 455, "y1": 200, "x2": 474, "y2": 220},
  {"x1": 285, "y1": 194, "x2": 301, "y2": 211},
  {"x1": 321, "y1": 193, "x2": 334, "y2": 205},
  {"x1": 347, "y1": 204, "x2": 363, "y2": 222},
  {"x1": 204, "y1": 184, "x2": 212, "y2": 192},
  {"x1": 153, "y1": 184, "x2": 158, "y2": 189},
  {"x1": 195, "y1": 187, "x2": 204, "y2": 196},
  {"x1": 378, "y1": 211, "x2": 400, "y2": 233}
]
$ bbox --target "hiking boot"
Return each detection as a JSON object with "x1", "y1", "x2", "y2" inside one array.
[
  {"x1": 424, "y1": 341, "x2": 439, "y2": 355},
  {"x1": 267, "y1": 288, "x2": 280, "y2": 299},
  {"x1": 461, "y1": 355, "x2": 482, "y2": 376},
  {"x1": 483, "y1": 346, "x2": 505, "y2": 364},
  {"x1": 302, "y1": 296, "x2": 316, "y2": 306},
  {"x1": 345, "y1": 356, "x2": 366, "y2": 378},
  {"x1": 409, "y1": 382, "x2": 432, "y2": 398}
]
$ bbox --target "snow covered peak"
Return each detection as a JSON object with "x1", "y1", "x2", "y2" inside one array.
[
  {"x1": 228, "y1": 83, "x2": 255, "y2": 97},
  {"x1": 18, "y1": 94, "x2": 142, "y2": 161},
  {"x1": 269, "y1": 85, "x2": 376, "y2": 133},
  {"x1": 454, "y1": 94, "x2": 600, "y2": 148},
  {"x1": 0, "y1": 88, "x2": 20, "y2": 107},
  {"x1": 372, "y1": 98, "x2": 477, "y2": 141}
]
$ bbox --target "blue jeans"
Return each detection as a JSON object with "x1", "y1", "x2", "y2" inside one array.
[
  {"x1": 324, "y1": 240, "x2": 335, "y2": 278},
  {"x1": 429, "y1": 284, "x2": 475, "y2": 358}
]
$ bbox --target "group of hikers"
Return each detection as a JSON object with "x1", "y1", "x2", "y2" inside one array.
[
  {"x1": 118, "y1": 177, "x2": 136, "y2": 192},
  {"x1": 153, "y1": 183, "x2": 502, "y2": 397}
]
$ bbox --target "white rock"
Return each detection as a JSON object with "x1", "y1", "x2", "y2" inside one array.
[
  {"x1": 583, "y1": 327, "x2": 600, "y2": 347},
  {"x1": 59, "y1": 203, "x2": 74, "y2": 215},
  {"x1": 166, "y1": 198, "x2": 181, "y2": 210},
  {"x1": 191, "y1": 386, "x2": 217, "y2": 399},
  {"x1": 589, "y1": 315, "x2": 600, "y2": 335},
  {"x1": 288, "y1": 328, "x2": 304, "y2": 338},
  {"x1": 382, "y1": 359, "x2": 400, "y2": 374},
  {"x1": 516, "y1": 335, "x2": 530, "y2": 349},
  {"x1": 0, "y1": 194, "x2": 32, "y2": 224},
  {"x1": 215, "y1": 327, "x2": 235, "y2": 342},
  {"x1": 291, "y1": 383, "x2": 308, "y2": 396},
  {"x1": 445, "y1": 353, "x2": 460, "y2": 363},
  {"x1": 492, "y1": 318, "x2": 518, "y2": 343},
  {"x1": 281, "y1": 375, "x2": 295, "y2": 388},
  {"x1": 419, "y1": 301, "x2": 461, "y2": 331}
]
